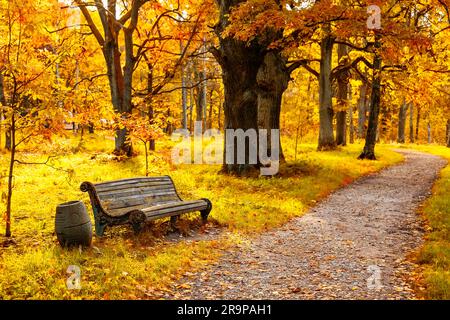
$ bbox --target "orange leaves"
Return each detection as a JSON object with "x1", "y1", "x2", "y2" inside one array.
[
  {"x1": 118, "y1": 113, "x2": 164, "y2": 144},
  {"x1": 223, "y1": 0, "x2": 284, "y2": 43}
]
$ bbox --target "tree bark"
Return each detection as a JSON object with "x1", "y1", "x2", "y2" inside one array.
[
  {"x1": 181, "y1": 72, "x2": 188, "y2": 128},
  {"x1": 427, "y1": 122, "x2": 432, "y2": 144},
  {"x1": 201, "y1": 40, "x2": 208, "y2": 129},
  {"x1": 104, "y1": 24, "x2": 131, "y2": 156},
  {"x1": 5, "y1": 112, "x2": 15, "y2": 237},
  {"x1": 218, "y1": 99, "x2": 222, "y2": 130},
  {"x1": 181, "y1": 43, "x2": 188, "y2": 130},
  {"x1": 166, "y1": 109, "x2": 173, "y2": 135},
  {"x1": 335, "y1": 43, "x2": 349, "y2": 146},
  {"x1": 409, "y1": 102, "x2": 414, "y2": 143},
  {"x1": 357, "y1": 81, "x2": 368, "y2": 139},
  {"x1": 256, "y1": 51, "x2": 289, "y2": 161},
  {"x1": 318, "y1": 30, "x2": 336, "y2": 151},
  {"x1": 348, "y1": 84, "x2": 354, "y2": 144},
  {"x1": 335, "y1": 114, "x2": 347, "y2": 146},
  {"x1": 188, "y1": 63, "x2": 194, "y2": 132},
  {"x1": 0, "y1": 73, "x2": 9, "y2": 150},
  {"x1": 447, "y1": 119, "x2": 450, "y2": 148},
  {"x1": 415, "y1": 106, "x2": 421, "y2": 141},
  {"x1": 146, "y1": 67, "x2": 155, "y2": 151},
  {"x1": 195, "y1": 69, "x2": 207, "y2": 129},
  {"x1": 397, "y1": 100, "x2": 407, "y2": 143},
  {"x1": 208, "y1": 90, "x2": 213, "y2": 129},
  {"x1": 359, "y1": 34, "x2": 382, "y2": 160}
]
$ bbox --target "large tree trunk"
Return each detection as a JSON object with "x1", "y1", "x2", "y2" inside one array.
[
  {"x1": 335, "y1": 43, "x2": 349, "y2": 146},
  {"x1": 359, "y1": 34, "x2": 382, "y2": 160},
  {"x1": 256, "y1": 51, "x2": 289, "y2": 162},
  {"x1": 397, "y1": 100, "x2": 407, "y2": 143},
  {"x1": 219, "y1": 47, "x2": 262, "y2": 174},
  {"x1": 214, "y1": 0, "x2": 264, "y2": 175},
  {"x1": 318, "y1": 31, "x2": 336, "y2": 151}
]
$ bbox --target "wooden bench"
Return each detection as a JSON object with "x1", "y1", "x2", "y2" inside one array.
[{"x1": 80, "y1": 176, "x2": 212, "y2": 236}]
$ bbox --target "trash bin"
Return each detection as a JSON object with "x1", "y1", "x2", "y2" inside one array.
[{"x1": 55, "y1": 200, "x2": 92, "y2": 247}]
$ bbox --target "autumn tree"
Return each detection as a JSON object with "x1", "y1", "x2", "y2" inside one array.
[
  {"x1": 0, "y1": 0, "x2": 69, "y2": 237},
  {"x1": 213, "y1": 0, "x2": 311, "y2": 174},
  {"x1": 222, "y1": 0, "x2": 376, "y2": 153},
  {"x1": 356, "y1": 1, "x2": 432, "y2": 159},
  {"x1": 73, "y1": 0, "x2": 153, "y2": 156}
]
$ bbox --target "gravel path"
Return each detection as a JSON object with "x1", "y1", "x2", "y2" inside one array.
[{"x1": 167, "y1": 150, "x2": 447, "y2": 300}]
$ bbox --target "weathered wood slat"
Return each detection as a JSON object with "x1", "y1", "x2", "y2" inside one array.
[
  {"x1": 98, "y1": 187, "x2": 177, "y2": 201},
  {"x1": 103, "y1": 194, "x2": 180, "y2": 211},
  {"x1": 97, "y1": 183, "x2": 175, "y2": 194},
  {"x1": 94, "y1": 176, "x2": 171, "y2": 188},
  {"x1": 103, "y1": 197, "x2": 146, "y2": 210},
  {"x1": 99, "y1": 189, "x2": 179, "y2": 206},
  {"x1": 142, "y1": 204, "x2": 208, "y2": 219},
  {"x1": 145, "y1": 207, "x2": 209, "y2": 221},
  {"x1": 141, "y1": 200, "x2": 207, "y2": 213},
  {"x1": 107, "y1": 199, "x2": 181, "y2": 217},
  {"x1": 144, "y1": 204, "x2": 209, "y2": 220},
  {"x1": 99, "y1": 192, "x2": 178, "y2": 209},
  {"x1": 95, "y1": 181, "x2": 173, "y2": 193},
  {"x1": 108, "y1": 206, "x2": 146, "y2": 217}
]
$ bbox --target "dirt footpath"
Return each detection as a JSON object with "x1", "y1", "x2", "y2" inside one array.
[{"x1": 166, "y1": 150, "x2": 447, "y2": 300}]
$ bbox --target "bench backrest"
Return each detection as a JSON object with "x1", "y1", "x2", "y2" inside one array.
[{"x1": 85, "y1": 176, "x2": 181, "y2": 217}]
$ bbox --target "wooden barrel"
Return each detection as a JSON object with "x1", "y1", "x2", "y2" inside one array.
[{"x1": 55, "y1": 200, "x2": 92, "y2": 247}]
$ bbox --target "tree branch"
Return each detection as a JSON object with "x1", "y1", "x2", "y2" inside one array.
[{"x1": 74, "y1": 0, "x2": 105, "y2": 46}]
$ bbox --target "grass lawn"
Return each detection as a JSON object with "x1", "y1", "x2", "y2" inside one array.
[
  {"x1": 397, "y1": 144, "x2": 450, "y2": 299},
  {"x1": 0, "y1": 134, "x2": 405, "y2": 299}
]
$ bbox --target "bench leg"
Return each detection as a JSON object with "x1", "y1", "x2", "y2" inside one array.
[
  {"x1": 95, "y1": 220, "x2": 107, "y2": 237},
  {"x1": 129, "y1": 210, "x2": 146, "y2": 235},
  {"x1": 200, "y1": 198, "x2": 212, "y2": 223},
  {"x1": 170, "y1": 215, "x2": 179, "y2": 231},
  {"x1": 93, "y1": 207, "x2": 107, "y2": 237},
  {"x1": 131, "y1": 222, "x2": 143, "y2": 235}
]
